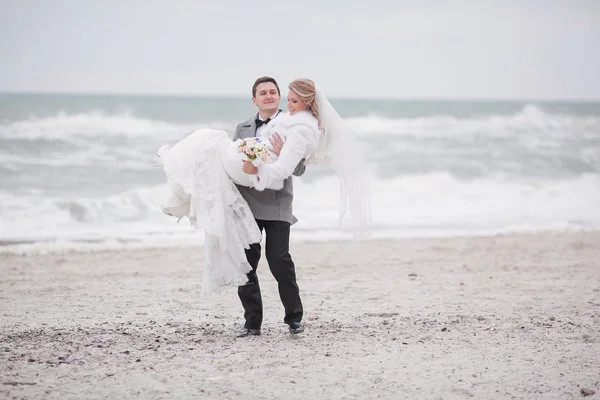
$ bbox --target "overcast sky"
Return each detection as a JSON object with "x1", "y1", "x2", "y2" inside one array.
[{"x1": 1, "y1": 0, "x2": 599, "y2": 99}]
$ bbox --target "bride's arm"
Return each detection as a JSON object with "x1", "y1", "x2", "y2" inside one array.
[
  {"x1": 251, "y1": 126, "x2": 314, "y2": 191},
  {"x1": 268, "y1": 131, "x2": 306, "y2": 177}
]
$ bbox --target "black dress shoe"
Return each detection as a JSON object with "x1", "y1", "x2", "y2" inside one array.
[
  {"x1": 288, "y1": 322, "x2": 304, "y2": 334},
  {"x1": 236, "y1": 328, "x2": 261, "y2": 338}
]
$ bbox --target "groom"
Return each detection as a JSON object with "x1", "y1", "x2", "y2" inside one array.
[{"x1": 233, "y1": 76, "x2": 306, "y2": 336}]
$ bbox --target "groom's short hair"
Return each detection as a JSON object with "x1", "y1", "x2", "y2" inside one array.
[{"x1": 252, "y1": 76, "x2": 280, "y2": 98}]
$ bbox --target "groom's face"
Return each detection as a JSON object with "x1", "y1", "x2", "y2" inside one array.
[{"x1": 252, "y1": 82, "x2": 280, "y2": 114}]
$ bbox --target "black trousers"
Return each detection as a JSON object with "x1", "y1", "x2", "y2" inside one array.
[{"x1": 238, "y1": 219, "x2": 303, "y2": 329}]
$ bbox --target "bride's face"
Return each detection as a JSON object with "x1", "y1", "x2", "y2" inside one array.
[{"x1": 287, "y1": 90, "x2": 308, "y2": 115}]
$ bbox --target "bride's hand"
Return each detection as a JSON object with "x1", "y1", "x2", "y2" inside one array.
[
  {"x1": 242, "y1": 160, "x2": 258, "y2": 175},
  {"x1": 269, "y1": 132, "x2": 284, "y2": 156}
]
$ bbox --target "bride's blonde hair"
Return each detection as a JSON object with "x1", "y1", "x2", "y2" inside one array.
[{"x1": 289, "y1": 78, "x2": 320, "y2": 125}]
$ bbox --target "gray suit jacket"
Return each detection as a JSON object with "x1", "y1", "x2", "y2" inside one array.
[{"x1": 233, "y1": 112, "x2": 306, "y2": 225}]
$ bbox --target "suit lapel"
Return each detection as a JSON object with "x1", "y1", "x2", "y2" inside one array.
[{"x1": 239, "y1": 114, "x2": 258, "y2": 138}]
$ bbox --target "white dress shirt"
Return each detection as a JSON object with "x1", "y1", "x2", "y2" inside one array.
[{"x1": 256, "y1": 110, "x2": 280, "y2": 137}]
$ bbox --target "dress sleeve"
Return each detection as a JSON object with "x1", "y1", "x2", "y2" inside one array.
[{"x1": 251, "y1": 125, "x2": 313, "y2": 191}]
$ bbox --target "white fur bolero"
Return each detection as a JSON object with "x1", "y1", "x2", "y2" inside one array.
[{"x1": 252, "y1": 111, "x2": 321, "y2": 191}]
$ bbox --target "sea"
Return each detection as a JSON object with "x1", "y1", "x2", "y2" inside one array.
[{"x1": 1, "y1": 93, "x2": 599, "y2": 249}]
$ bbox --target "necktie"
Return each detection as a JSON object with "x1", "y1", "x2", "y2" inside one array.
[{"x1": 255, "y1": 118, "x2": 270, "y2": 128}]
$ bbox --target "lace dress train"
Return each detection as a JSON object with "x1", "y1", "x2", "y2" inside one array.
[{"x1": 158, "y1": 129, "x2": 261, "y2": 296}]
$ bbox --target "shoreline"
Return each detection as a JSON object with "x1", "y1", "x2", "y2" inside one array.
[{"x1": 1, "y1": 225, "x2": 598, "y2": 254}]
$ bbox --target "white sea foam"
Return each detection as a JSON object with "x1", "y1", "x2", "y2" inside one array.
[{"x1": 1, "y1": 173, "x2": 599, "y2": 246}]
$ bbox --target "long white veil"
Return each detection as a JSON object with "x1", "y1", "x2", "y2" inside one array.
[{"x1": 308, "y1": 88, "x2": 372, "y2": 237}]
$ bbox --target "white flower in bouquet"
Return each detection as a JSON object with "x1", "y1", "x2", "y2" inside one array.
[{"x1": 237, "y1": 137, "x2": 269, "y2": 162}]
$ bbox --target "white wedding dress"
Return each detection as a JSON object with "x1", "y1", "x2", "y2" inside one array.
[{"x1": 158, "y1": 111, "x2": 321, "y2": 295}]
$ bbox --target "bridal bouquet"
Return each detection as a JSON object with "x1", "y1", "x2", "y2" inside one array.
[{"x1": 237, "y1": 137, "x2": 269, "y2": 162}]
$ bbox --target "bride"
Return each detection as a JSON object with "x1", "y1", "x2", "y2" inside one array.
[{"x1": 158, "y1": 78, "x2": 370, "y2": 295}]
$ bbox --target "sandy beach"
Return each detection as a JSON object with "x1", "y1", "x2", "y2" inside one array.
[{"x1": 1, "y1": 230, "x2": 599, "y2": 399}]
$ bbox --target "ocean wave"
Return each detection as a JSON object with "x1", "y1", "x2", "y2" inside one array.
[
  {"x1": 0, "y1": 104, "x2": 597, "y2": 194},
  {"x1": 346, "y1": 104, "x2": 600, "y2": 138},
  {"x1": 0, "y1": 150, "x2": 157, "y2": 169},
  {"x1": 0, "y1": 111, "x2": 233, "y2": 140},
  {"x1": 292, "y1": 172, "x2": 600, "y2": 235},
  {"x1": 0, "y1": 185, "x2": 164, "y2": 223},
  {"x1": 1, "y1": 173, "x2": 599, "y2": 243},
  {"x1": 1, "y1": 105, "x2": 598, "y2": 142}
]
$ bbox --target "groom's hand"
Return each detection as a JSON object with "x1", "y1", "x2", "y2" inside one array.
[
  {"x1": 269, "y1": 132, "x2": 284, "y2": 156},
  {"x1": 242, "y1": 160, "x2": 258, "y2": 175}
]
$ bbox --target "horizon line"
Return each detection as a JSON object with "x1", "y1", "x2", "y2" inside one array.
[{"x1": 0, "y1": 90, "x2": 599, "y2": 103}]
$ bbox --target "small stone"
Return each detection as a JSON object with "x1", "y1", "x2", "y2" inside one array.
[
  {"x1": 581, "y1": 388, "x2": 595, "y2": 397},
  {"x1": 549, "y1": 316, "x2": 556, "y2": 321},
  {"x1": 441, "y1": 327, "x2": 448, "y2": 332}
]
